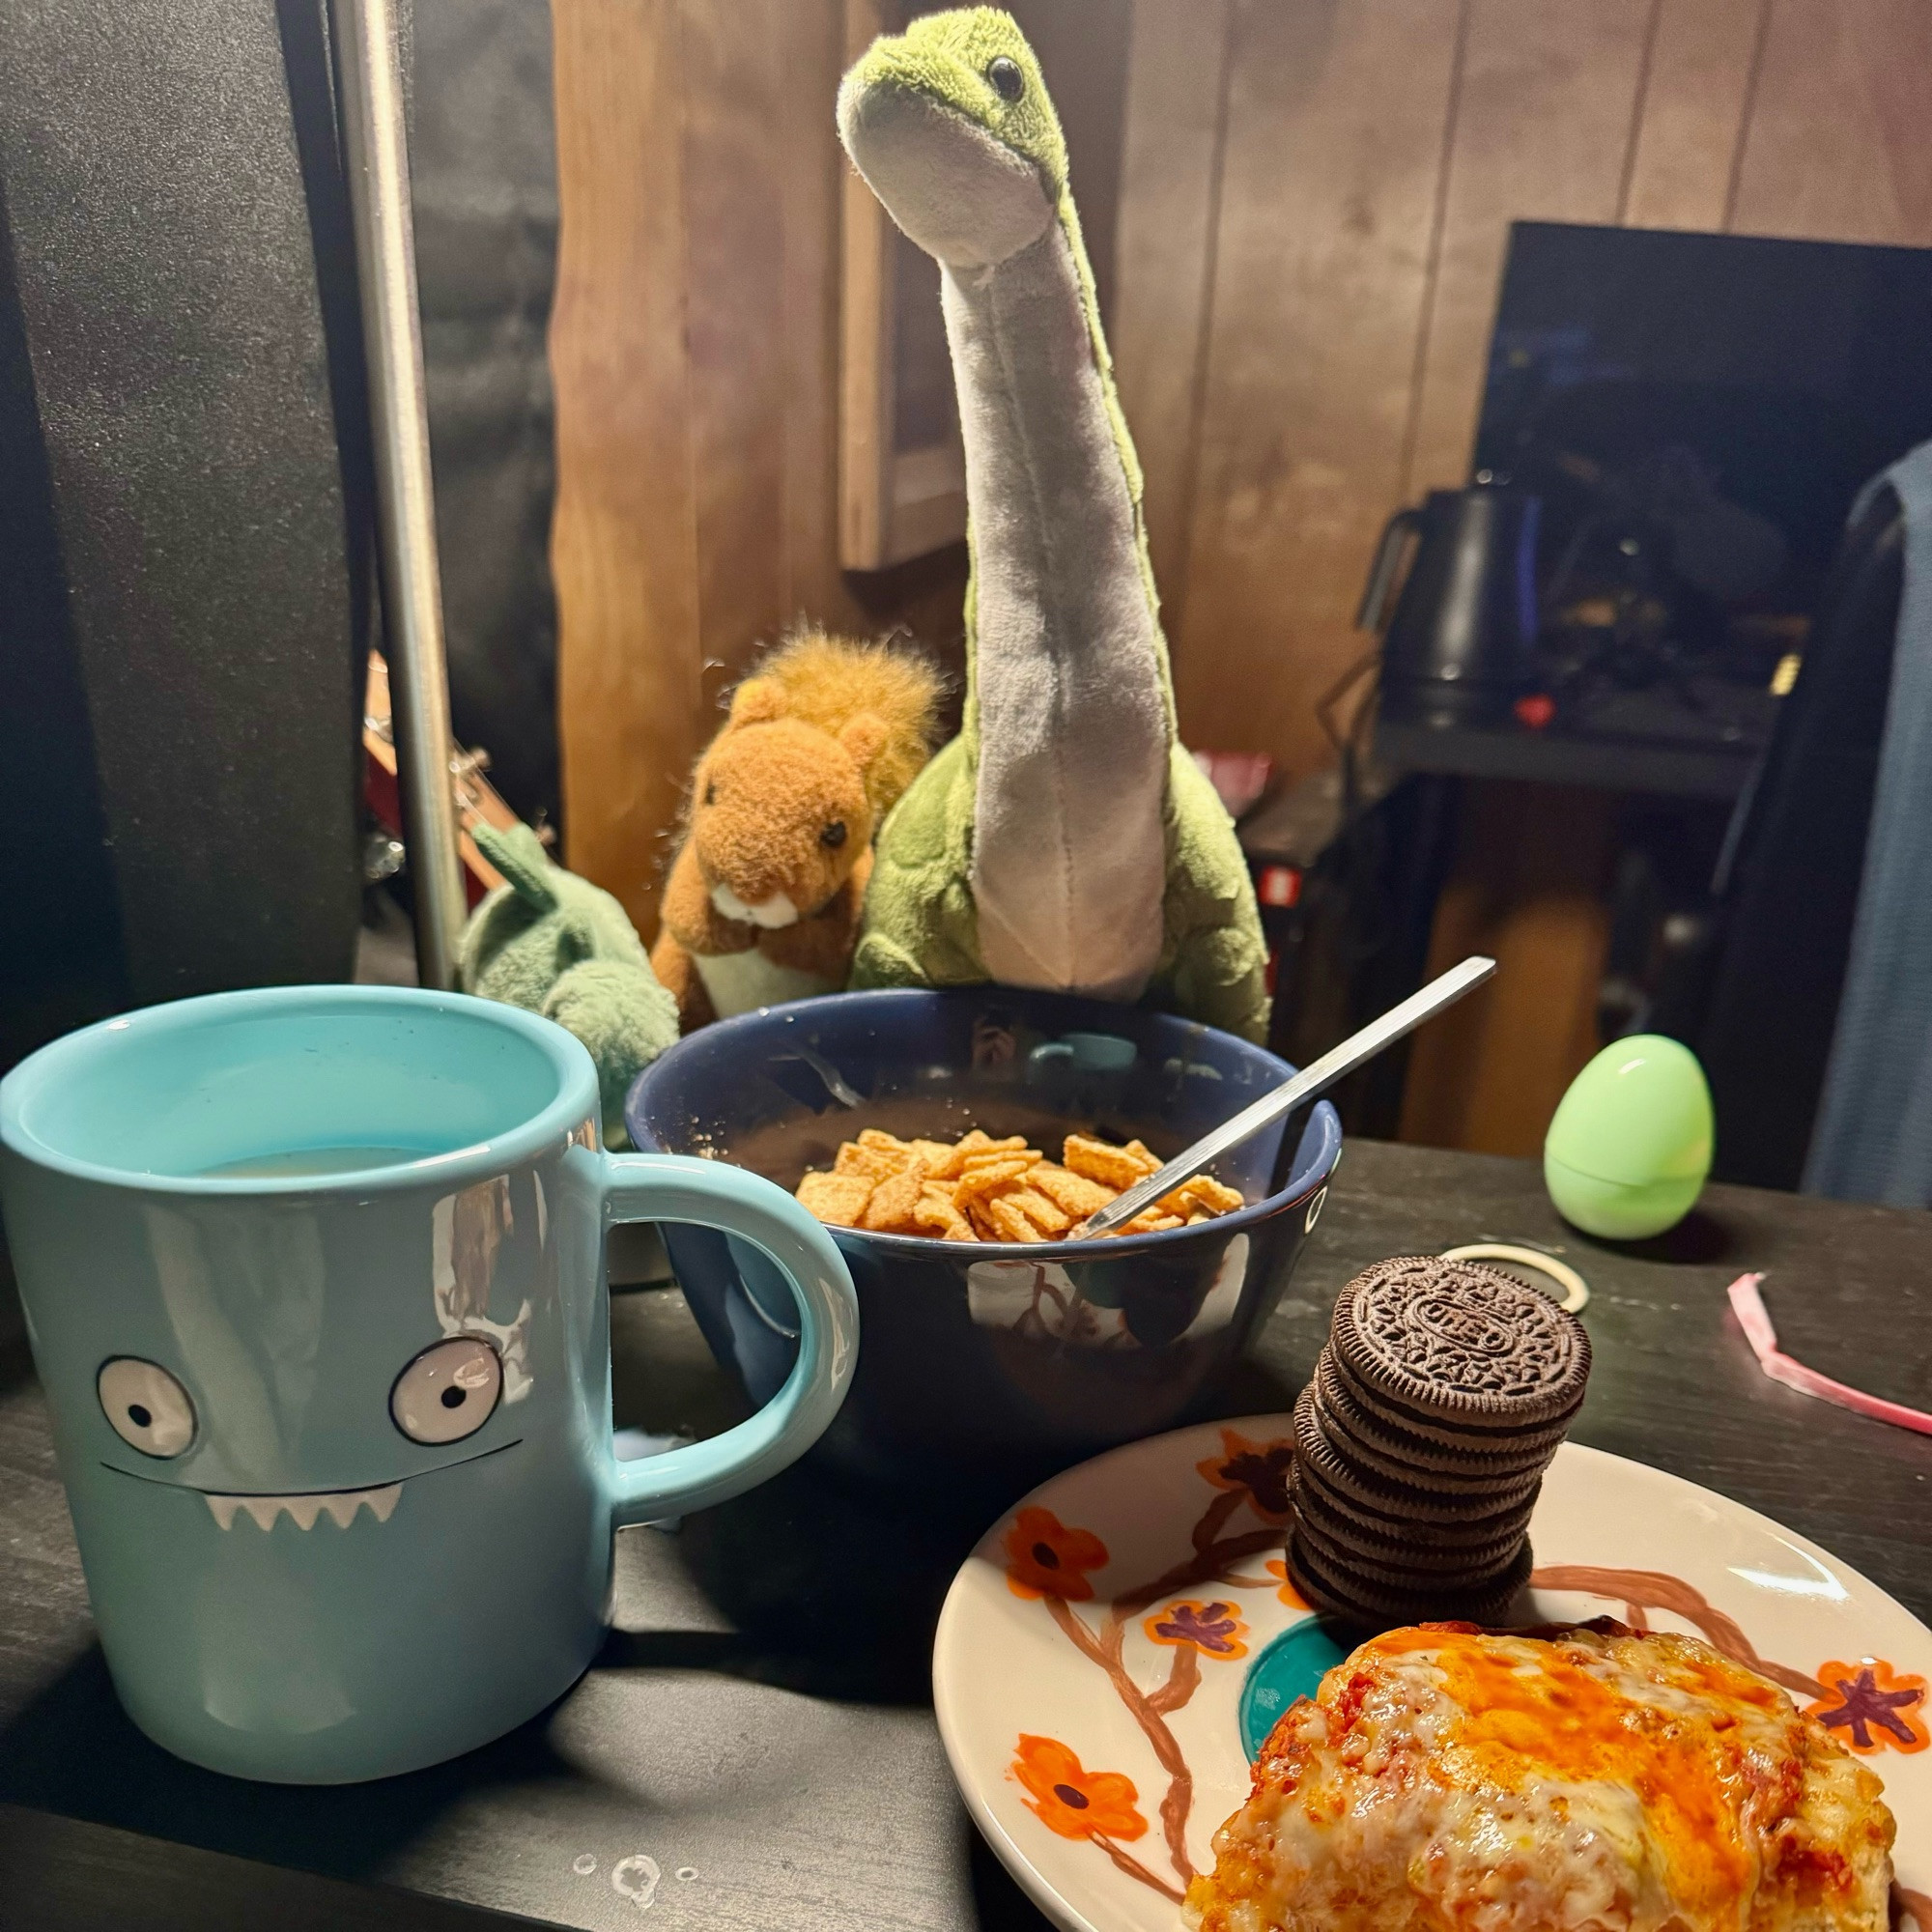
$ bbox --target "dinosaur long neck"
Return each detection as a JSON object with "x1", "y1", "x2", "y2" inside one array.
[{"x1": 944, "y1": 206, "x2": 1172, "y2": 1000}]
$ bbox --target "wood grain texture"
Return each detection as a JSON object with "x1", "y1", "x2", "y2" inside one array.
[
  {"x1": 1726, "y1": 0, "x2": 1932, "y2": 244},
  {"x1": 1173, "y1": 0, "x2": 1463, "y2": 781},
  {"x1": 551, "y1": 0, "x2": 972, "y2": 940},
  {"x1": 1111, "y1": 0, "x2": 1235, "y2": 619},
  {"x1": 0, "y1": 1805, "x2": 525, "y2": 1932},
  {"x1": 681, "y1": 0, "x2": 793, "y2": 718},
  {"x1": 1009, "y1": 0, "x2": 1134, "y2": 326},
  {"x1": 550, "y1": 0, "x2": 698, "y2": 936},
  {"x1": 1397, "y1": 781, "x2": 1616, "y2": 1156},
  {"x1": 778, "y1": 0, "x2": 860, "y2": 627},
  {"x1": 1404, "y1": 0, "x2": 1658, "y2": 496},
  {"x1": 1619, "y1": 0, "x2": 1768, "y2": 231},
  {"x1": 838, "y1": 0, "x2": 900, "y2": 569}
]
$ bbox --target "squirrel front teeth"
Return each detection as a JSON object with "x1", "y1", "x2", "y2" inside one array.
[{"x1": 205, "y1": 1484, "x2": 401, "y2": 1531}]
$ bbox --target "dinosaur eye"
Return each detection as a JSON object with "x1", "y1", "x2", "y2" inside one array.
[
  {"x1": 988, "y1": 55, "x2": 1024, "y2": 102},
  {"x1": 820, "y1": 820, "x2": 848, "y2": 849},
  {"x1": 99, "y1": 1358, "x2": 196, "y2": 1458},
  {"x1": 703, "y1": 781, "x2": 717, "y2": 806},
  {"x1": 391, "y1": 1337, "x2": 501, "y2": 1445}
]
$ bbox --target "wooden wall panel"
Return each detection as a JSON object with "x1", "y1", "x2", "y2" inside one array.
[
  {"x1": 1169, "y1": 0, "x2": 1464, "y2": 783},
  {"x1": 1010, "y1": 0, "x2": 1135, "y2": 323},
  {"x1": 1403, "y1": 0, "x2": 1657, "y2": 497},
  {"x1": 1111, "y1": 0, "x2": 1235, "y2": 616},
  {"x1": 1728, "y1": 0, "x2": 1932, "y2": 244},
  {"x1": 1619, "y1": 0, "x2": 1768, "y2": 232},
  {"x1": 777, "y1": 1, "x2": 856, "y2": 627},
  {"x1": 680, "y1": 0, "x2": 792, "y2": 719},
  {"x1": 550, "y1": 0, "x2": 968, "y2": 941},
  {"x1": 550, "y1": 0, "x2": 698, "y2": 936}
]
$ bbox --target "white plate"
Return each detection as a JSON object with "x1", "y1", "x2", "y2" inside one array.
[{"x1": 933, "y1": 1418, "x2": 1932, "y2": 1932}]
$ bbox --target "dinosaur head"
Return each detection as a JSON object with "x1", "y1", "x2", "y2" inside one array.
[{"x1": 838, "y1": 8, "x2": 1065, "y2": 270}]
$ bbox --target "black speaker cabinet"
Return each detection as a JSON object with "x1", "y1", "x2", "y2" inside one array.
[{"x1": 0, "y1": 0, "x2": 370, "y2": 1069}]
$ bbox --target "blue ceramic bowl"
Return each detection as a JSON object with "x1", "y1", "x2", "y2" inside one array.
[{"x1": 625, "y1": 988, "x2": 1340, "y2": 1491}]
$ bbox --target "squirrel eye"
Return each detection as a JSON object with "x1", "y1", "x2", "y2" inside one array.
[
  {"x1": 988, "y1": 55, "x2": 1023, "y2": 101},
  {"x1": 820, "y1": 820, "x2": 848, "y2": 849},
  {"x1": 703, "y1": 781, "x2": 717, "y2": 806}
]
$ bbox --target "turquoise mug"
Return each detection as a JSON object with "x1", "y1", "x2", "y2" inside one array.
[{"x1": 0, "y1": 986, "x2": 859, "y2": 1783}]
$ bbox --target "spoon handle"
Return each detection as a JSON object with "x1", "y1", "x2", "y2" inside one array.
[{"x1": 1080, "y1": 955, "x2": 1497, "y2": 1236}]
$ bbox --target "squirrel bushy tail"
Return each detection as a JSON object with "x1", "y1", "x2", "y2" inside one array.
[{"x1": 739, "y1": 629, "x2": 945, "y2": 818}]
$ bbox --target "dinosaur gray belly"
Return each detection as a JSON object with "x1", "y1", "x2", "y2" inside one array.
[{"x1": 947, "y1": 226, "x2": 1169, "y2": 1001}]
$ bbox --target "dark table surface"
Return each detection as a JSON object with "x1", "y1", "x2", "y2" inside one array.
[{"x1": 6, "y1": 1139, "x2": 1931, "y2": 1930}]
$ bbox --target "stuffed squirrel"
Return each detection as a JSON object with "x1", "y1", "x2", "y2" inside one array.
[
  {"x1": 459, "y1": 820, "x2": 680, "y2": 1144},
  {"x1": 651, "y1": 632, "x2": 941, "y2": 1032}
]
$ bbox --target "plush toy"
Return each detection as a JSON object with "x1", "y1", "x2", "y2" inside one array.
[
  {"x1": 651, "y1": 632, "x2": 942, "y2": 1032},
  {"x1": 458, "y1": 820, "x2": 680, "y2": 1145},
  {"x1": 837, "y1": 9, "x2": 1271, "y2": 1042}
]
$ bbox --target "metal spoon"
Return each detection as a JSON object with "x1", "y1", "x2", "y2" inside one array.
[{"x1": 1078, "y1": 955, "x2": 1497, "y2": 1236}]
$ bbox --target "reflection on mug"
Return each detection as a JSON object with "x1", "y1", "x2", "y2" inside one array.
[
  {"x1": 1028, "y1": 1032, "x2": 1139, "y2": 1076},
  {"x1": 1179, "y1": 1234, "x2": 1249, "y2": 1343},
  {"x1": 966, "y1": 1259, "x2": 1131, "y2": 1350}
]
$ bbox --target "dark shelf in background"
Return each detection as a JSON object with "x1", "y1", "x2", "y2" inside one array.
[{"x1": 1376, "y1": 715, "x2": 1759, "y2": 799}]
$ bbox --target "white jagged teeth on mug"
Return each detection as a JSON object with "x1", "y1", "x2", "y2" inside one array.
[{"x1": 204, "y1": 1484, "x2": 402, "y2": 1531}]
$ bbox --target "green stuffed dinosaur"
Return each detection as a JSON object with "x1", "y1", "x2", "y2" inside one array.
[
  {"x1": 837, "y1": 8, "x2": 1270, "y2": 1042},
  {"x1": 458, "y1": 821, "x2": 680, "y2": 1145}
]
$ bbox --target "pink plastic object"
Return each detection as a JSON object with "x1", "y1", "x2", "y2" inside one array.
[{"x1": 1727, "y1": 1272, "x2": 1932, "y2": 1436}]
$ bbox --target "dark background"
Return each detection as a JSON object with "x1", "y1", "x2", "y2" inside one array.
[{"x1": 0, "y1": 0, "x2": 562, "y2": 1075}]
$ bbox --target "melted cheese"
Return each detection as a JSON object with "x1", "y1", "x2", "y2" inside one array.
[{"x1": 1189, "y1": 1626, "x2": 1894, "y2": 1932}]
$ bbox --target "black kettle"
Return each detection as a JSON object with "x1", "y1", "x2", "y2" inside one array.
[{"x1": 1359, "y1": 484, "x2": 1541, "y2": 727}]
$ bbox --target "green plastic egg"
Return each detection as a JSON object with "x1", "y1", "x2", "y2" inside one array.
[{"x1": 1544, "y1": 1035, "x2": 1714, "y2": 1240}]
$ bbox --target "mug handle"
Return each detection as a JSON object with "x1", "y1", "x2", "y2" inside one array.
[{"x1": 579, "y1": 1149, "x2": 859, "y2": 1528}]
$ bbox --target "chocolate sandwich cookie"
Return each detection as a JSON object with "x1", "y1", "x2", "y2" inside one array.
[
  {"x1": 1310, "y1": 1374, "x2": 1556, "y2": 1492},
  {"x1": 1286, "y1": 1526, "x2": 1534, "y2": 1634},
  {"x1": 1289, "y1": 1471, "x2": 1528, "y2": 1570},
  {"x1": 1323, "y1": 1350, "x2": 1583, "y2": 1459},
  {"x1": 1330, "y1": 1255, "x2": 1590, "y2": 1432},
  {"x1": 1298, "y1": 1468, "x2": 1538, "y2": 1577},
  {"x1": 1290, "y1": 1462, "x2": 1536, "y2": 1561},
  {"x1": 1315, "y1": 1356, "x2": 1572, "y2": 1479},
  {"x1": 1291, "y1": 1500, "x2": 1528, "y2": 1590},
  {"x1": 1292, "y1": 1388, "x2": 1547, "y2": 1524}
]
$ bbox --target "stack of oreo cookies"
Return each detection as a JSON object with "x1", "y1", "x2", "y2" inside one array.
[{"x1": 1288, "y1": 1255, "x2": 1590, "y2": 1631}]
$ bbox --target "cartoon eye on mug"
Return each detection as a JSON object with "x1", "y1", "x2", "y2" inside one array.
[
  {"x1": 98, "y1": 1357, "x2": 197, "y2": 1459},
  {"x1": 390, "y1": 1337, "x2": 503, "y2": 1445}
]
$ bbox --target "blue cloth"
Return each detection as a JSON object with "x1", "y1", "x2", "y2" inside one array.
[{"x1": 1805, "y1": 440, "x2": 1932, "y2": 1204}]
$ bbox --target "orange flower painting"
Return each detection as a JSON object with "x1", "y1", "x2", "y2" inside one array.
[
  {"x1": 1264, "y1": 1557, "x2": 1311, "y2": 1611},
  {"x1": 1004, "y1": 1507, "x2": 1108, "y2": 1600},
  {"x1": 1197, "y1": 1429, "x2": 1295, "y2": 1523},
  {"x1": 1805, "y1": 1659, "x2": 1928, "y2": 1754},
  {"x1": 1010, "y1": 1734, "x2": 1148, "y2": 1841}
]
